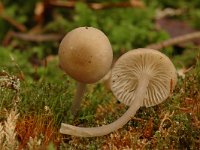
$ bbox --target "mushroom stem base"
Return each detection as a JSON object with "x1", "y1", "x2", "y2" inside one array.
[{"x1": 70, "y1": 82, "x2": 86, "y2": 116}]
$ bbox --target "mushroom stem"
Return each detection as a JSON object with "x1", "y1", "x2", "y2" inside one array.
[
  {"x1": 60, "y1": 76, "x2": 149, "y2": 137},
  {"x1": 70, "y1": 82, "x2": 86, "y2": 116}
]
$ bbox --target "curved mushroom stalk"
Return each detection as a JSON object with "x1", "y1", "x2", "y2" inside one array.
[
  {"x1": 70, "y1": 82, "x2": 86, "y2": 116},
  {"x1": 60, "y1": 77, "x2": 149, "y2": 137}
]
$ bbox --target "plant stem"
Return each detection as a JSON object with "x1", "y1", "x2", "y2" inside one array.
[
  {"x1": 70, "y1": 82, "x2": 86, "y2": 116},
  {"x1": 60, "y1": 76, "x2": 149, "y2": 137},
  {"x1": 146, "y1": 31, "x2": 200, "y2": 50}
]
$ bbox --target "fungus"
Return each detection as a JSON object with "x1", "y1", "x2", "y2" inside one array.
[
  {"x1": 60, "y1": 48, "x2": 177, "y2": 137},
  {"x1": 59, "y1": 27, "x2": 113, "y2": 116}
]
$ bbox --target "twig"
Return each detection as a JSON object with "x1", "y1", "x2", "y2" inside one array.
[
  {"x1": 131, "y1": 117, "x2": 145, "y2": 122},
  {"x1": 0, "y1": 2, "x2": 26, "y2": 32},
  {"x1": 10, "y1": 32, "x2": 63, "y2": 42},
  {"x1": 158, "y1": 111, "x2": 173, "y2": 132},
  {"x1": 0, "y1": 15, "x2": 27, "y2": 32},
  {"x1": 49, "y1": 0, "x2": 144, "y2": 10},
  {"x1": 0, "y1": 2, "x2": 3, "y2": 13},
  {"x1": 175, "y1": 106, "x2": 191, "y2": 112},
  {"x1": 2, "y1": 30, "x2": 13, "y2": 46},
  {"x1": 146, "y1": 31, "x2": 200, "y2": 50}
]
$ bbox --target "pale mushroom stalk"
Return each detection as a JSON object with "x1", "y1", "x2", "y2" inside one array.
[
  {"x1": 60, "y1": 75, "x2": 149, "y2": 137},
  {"x1": 70, "y1": 82, "x2": 86, "y2": 116}
]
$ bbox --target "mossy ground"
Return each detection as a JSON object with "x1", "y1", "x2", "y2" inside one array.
[
  {"x1": 0, "y1": 48, "x2": 200, "y2": 149},
  {"x1": 1, "y1": 0, "x2": 200, "y2": 149}
]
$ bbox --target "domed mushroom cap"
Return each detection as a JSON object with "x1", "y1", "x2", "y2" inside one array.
[
  {"x1": 59, "y1": 27, "x2": 113, "y2": 83},
  {"x1": 111, "y1": 48, "x2": 177, "y2": 107}
]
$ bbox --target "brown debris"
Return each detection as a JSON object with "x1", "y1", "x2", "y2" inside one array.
[
  {"x1": 49, "y1": 0, "x2": 144, "y2": 10},
  {"x1": 16, "y1": 115, "x2": 61, "y2": 149},
  {"x1": 156, "y1": 8, "x2": 185, "y2": 20},
  {"x1": 147, "y1": 18, "x2": 200, "y2": 49},
  {"x1": 3, "y1": 31, "x2": 63, "y2": 43},
  {"x1": 142, "y1": 117, "x2": 154, "y2": 139},
  {"x1": 0, "y1": 2, "x2": 26, "y2": 32},
  {"x1": 156, "y1": 18, "x2": 196, "y2": 38},
  {"x1": 0, "y1": 15, "x2": 27, "y2": 32}
]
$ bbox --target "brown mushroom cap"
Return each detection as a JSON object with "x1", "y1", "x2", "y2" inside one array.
[
  {"x1": 59, "y1": 27, "x2": 113, "y2": 83},
  {"x1": 111, "y1": 48, "x2": 177, "y2": 107}
]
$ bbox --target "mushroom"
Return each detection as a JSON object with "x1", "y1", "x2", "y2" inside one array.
[
  {"x1": 60, "y1": 48, "x2": 177, "y2": 137},
  {"x1": 59, "y1": 27, "x2": 113, "y2": 116}
]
